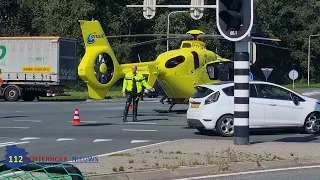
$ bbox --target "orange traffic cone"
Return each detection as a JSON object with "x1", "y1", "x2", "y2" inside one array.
[{"x1": 72, "y1": 107, "x2": 81, "y2": 125}]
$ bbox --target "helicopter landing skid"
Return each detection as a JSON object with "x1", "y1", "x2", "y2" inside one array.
[{"x1": 153, "y1": 101, "x2": 177, "y2": 113}]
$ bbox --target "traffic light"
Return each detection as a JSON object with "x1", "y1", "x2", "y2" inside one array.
[{"x1": 216, "y1": 0, "x2": 253, "y2": 42}]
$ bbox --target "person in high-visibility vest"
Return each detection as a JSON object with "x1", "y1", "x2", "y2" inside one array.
[{"x1": 122, "y1": 65, "x2": 155, "y2": 122}]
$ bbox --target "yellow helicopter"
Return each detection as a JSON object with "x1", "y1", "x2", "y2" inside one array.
[{"x1": 78, "y1": 20, "x2": 280, "y2": 111}]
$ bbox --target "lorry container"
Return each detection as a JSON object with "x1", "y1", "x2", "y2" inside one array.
[{"x1": 0, "y1": 37, "x2": 77, "y2": 101}]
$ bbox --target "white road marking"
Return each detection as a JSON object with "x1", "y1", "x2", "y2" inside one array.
[
  {"x1": 14, "y1": 120, "x2": 42, "y2": 122},
  {"x1": 93, "y1": 139, "x2": 113, "y2": 142},
  {"x1": 66, "y1": 140, "x2": 182, "y2": 160},
  {"x1": 20, "y1": 137, "x2": 41, "y2": 141},
  {"x1": 173, "y1": 164, "x2": 320, "y2": 180},
  {"x1": 0, "y1": 142, "x2": 15, "y2": 145},
  {"x1": 123, "y1": 129, "x2": 157, "y2": 132},
  {"x1": 68, "y1": 121, "x2": 97, "y2": 123},
  {"x1": 14, "y1": 111, "x2": 23, "y2": 113},
  {"x1": 126, "y1": 122, "x2": 156, "y2": 125},
  {"x1": 131, "y1": 140, "x2": 150, "y2": 143},
  {"x1": 0, "y1": 127, "x2": 30, "y2": 129},
  {"x1": 56, "y1": 138, "x2": 75, "y2": 141},
  {"x1": 0, "y1": 141, "x2": 30, "y2": 147}
]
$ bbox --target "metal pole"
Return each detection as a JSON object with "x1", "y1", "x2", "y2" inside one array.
[
  {"x1": 308, "y1": 36, "x2": 311, "y2": 86},
  {"x1": 234, "y1": 41, "x2": 250, "y2": 145},
  {"x1": 167, "y1": 11, "x2": 188, "y2": 51},
  {"x1": 307, "y1": 34, "x2": 320, "y2": 86}
]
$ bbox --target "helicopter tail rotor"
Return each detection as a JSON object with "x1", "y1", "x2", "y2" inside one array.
[{"x1": 78, "y1": 20, "x2": 123, "y2": 100}]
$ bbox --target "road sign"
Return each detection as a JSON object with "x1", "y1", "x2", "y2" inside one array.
[
  {"x1": 289, "y1": 69, "x2": 298, "y2": 80},
  {"x1": 289, "y1": 69, "x2": 298, "y2": 90},
  {"x1": 261, "y1": 68, "x2": 273, "y2": 82},
  {"x1": 249, "y1": 72, "x2": 253, "y2": 80},
  {"x1": 190, "y1": 0, "x2": 204, "y2": 20},
  {"x1": 143, "y1": 0, "x2": 156, "y2": 19}
]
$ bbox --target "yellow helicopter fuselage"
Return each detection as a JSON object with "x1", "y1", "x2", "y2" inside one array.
[
  {"x1": 154, "y1": 40, "x2": 216, "y2": 100},
  {"x1": 78, "y1": 20, "x2": 233, "y2": 102}
]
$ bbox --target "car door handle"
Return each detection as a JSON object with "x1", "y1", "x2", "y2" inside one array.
[{"x1": 268, "y1": 103, "x2": 276, "y2": 106}]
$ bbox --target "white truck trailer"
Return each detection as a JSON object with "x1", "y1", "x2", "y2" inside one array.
[{"x1": 0, "y1": 37, "x2": 77, "y2": 101}]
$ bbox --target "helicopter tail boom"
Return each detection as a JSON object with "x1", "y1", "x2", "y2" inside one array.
[
  {"x1": 120, "y1": 62, "x2": 159, "y2": 90},
  {"x1": 78, "y1": 20, "x2": 122, "y2": 99}
]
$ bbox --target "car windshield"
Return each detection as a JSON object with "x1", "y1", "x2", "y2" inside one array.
[{"x1": 192, "y1": 86, "x2": 214, "y2": 98}]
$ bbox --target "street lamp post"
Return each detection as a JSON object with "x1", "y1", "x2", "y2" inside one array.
[
  {"x1": 307, "y1": 34, "x2": 320, "y2": 86},
  {"x1": 167, "y1": 11, "x2": 188, "y2": 51}
]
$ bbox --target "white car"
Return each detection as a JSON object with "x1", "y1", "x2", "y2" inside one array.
[{"x1": 187, "y1": 81, "x2": 320, "y2": 136}]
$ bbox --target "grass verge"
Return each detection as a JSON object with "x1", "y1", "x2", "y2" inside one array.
[
  {"x1": 82, "y1": 148, "x2": 285, "y2": 175},
  {"x1": 283, "y1": 82, "x2": 320, "y2": 89},
  {"x1": 39, "y1": 87, "x2": 123, "y2": 101}
]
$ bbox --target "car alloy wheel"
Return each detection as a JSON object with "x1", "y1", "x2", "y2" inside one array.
[
  {"x1": 217, "y1": 115, "x2": 234, "y2": 137},
  {"x1": 304, "y1": 113, "x2": 320, "y2": 134}
]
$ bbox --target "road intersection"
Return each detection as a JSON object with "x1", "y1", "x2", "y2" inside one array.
[{"x1": 0, "y1": 89, "x2": 319, "y2": 161}]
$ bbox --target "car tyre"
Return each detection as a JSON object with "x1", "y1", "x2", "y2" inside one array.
[
  {"x1": 187, "y1": 121, "x2": 194, "y2": 128},
  {"x1": 216, "y1": 115, "x2": 234, "y2": 137},
  {"x1": 196, "y1": 127, "x2": 211, "y2": 135},
  {"x1": 304, "y1": 112, "x2": 320, "y2": 134}
]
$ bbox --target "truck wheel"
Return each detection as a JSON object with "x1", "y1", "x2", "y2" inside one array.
[
  {"x1": 22, "y1": 92, "x2": 36, "y2": 101},
  {"x1": 4, "y1": 86, "x2": 20, "y2": 101}
]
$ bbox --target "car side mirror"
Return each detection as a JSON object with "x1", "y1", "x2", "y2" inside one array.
[{"x1": 293, "y1": 96, "x2": 299, "y2": 106}]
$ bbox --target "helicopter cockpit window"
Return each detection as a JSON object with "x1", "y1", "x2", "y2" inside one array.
[
  {"x1": 206, "y1": 63, "x2": 230, "y2": 81},
  {"x1": 207, "y1": 64, "x2": 216, "y2": 80},
  {"x1": 165, "y1": 56, "x2": 185, "y2": 68},
  {"x1": 182, "y1": 43, "x2": 191, "y2": 48},
  {"x1": 217, "y1": 63, "x2": 230, "y2": 81}
]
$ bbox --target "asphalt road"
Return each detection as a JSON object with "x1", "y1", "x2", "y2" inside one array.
[
  {"x1": 298, "y1": 88, "x2": 320, "y2": 99},
  {"x1": 180, "y1": 166, "x2": 320, "y2": 180},
  {"x1": 0, "y1": 89, "x2": 319, "y2": 162}
]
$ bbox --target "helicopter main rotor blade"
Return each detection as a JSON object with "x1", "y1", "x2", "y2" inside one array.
[
  {"x1": 253, "y1": 42, "x2": 290, "y2": 50},
  {"x1": 251, "y1": 37, "x2": 281, "y2": 42},
  {"x1": 129, "y1": 37, "x2": 183, "y2": 47},
  {"x1": 196, "y1": 34, "x2": 281, "y2": 42},
  {"x1": 129, "y1": 38, "x2": 288, "y2": 49},
  {"x1": 107, "y1": 33, "x2": 281, "y2": 42},
  {"x1": 197, "y1": 34, "x2": 225, "y2": 39},
  {"x1": 106, "y1": 34, "x2": 191, "y2": 38}
]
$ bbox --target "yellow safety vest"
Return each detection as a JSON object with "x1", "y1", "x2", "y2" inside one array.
[{"x1": 122, "y1": 72, "x2": 152, "y2": 93}]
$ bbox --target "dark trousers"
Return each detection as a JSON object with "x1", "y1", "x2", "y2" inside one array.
[{"x1": 123, "y1": 92, "x2": 140, "y2": 122}]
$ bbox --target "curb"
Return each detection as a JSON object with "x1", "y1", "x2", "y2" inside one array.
[{"x1": 83, "y1": 158, "x2": 320, "y2": 180}]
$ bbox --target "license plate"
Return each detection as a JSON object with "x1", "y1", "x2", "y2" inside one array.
[{"x1": 191, "y1": 103, "x2": 200, "y2": 108}]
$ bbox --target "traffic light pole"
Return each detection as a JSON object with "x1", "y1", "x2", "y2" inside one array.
[{"x1": 234, "y1": 40, "x2": 250, "y2": 145}]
